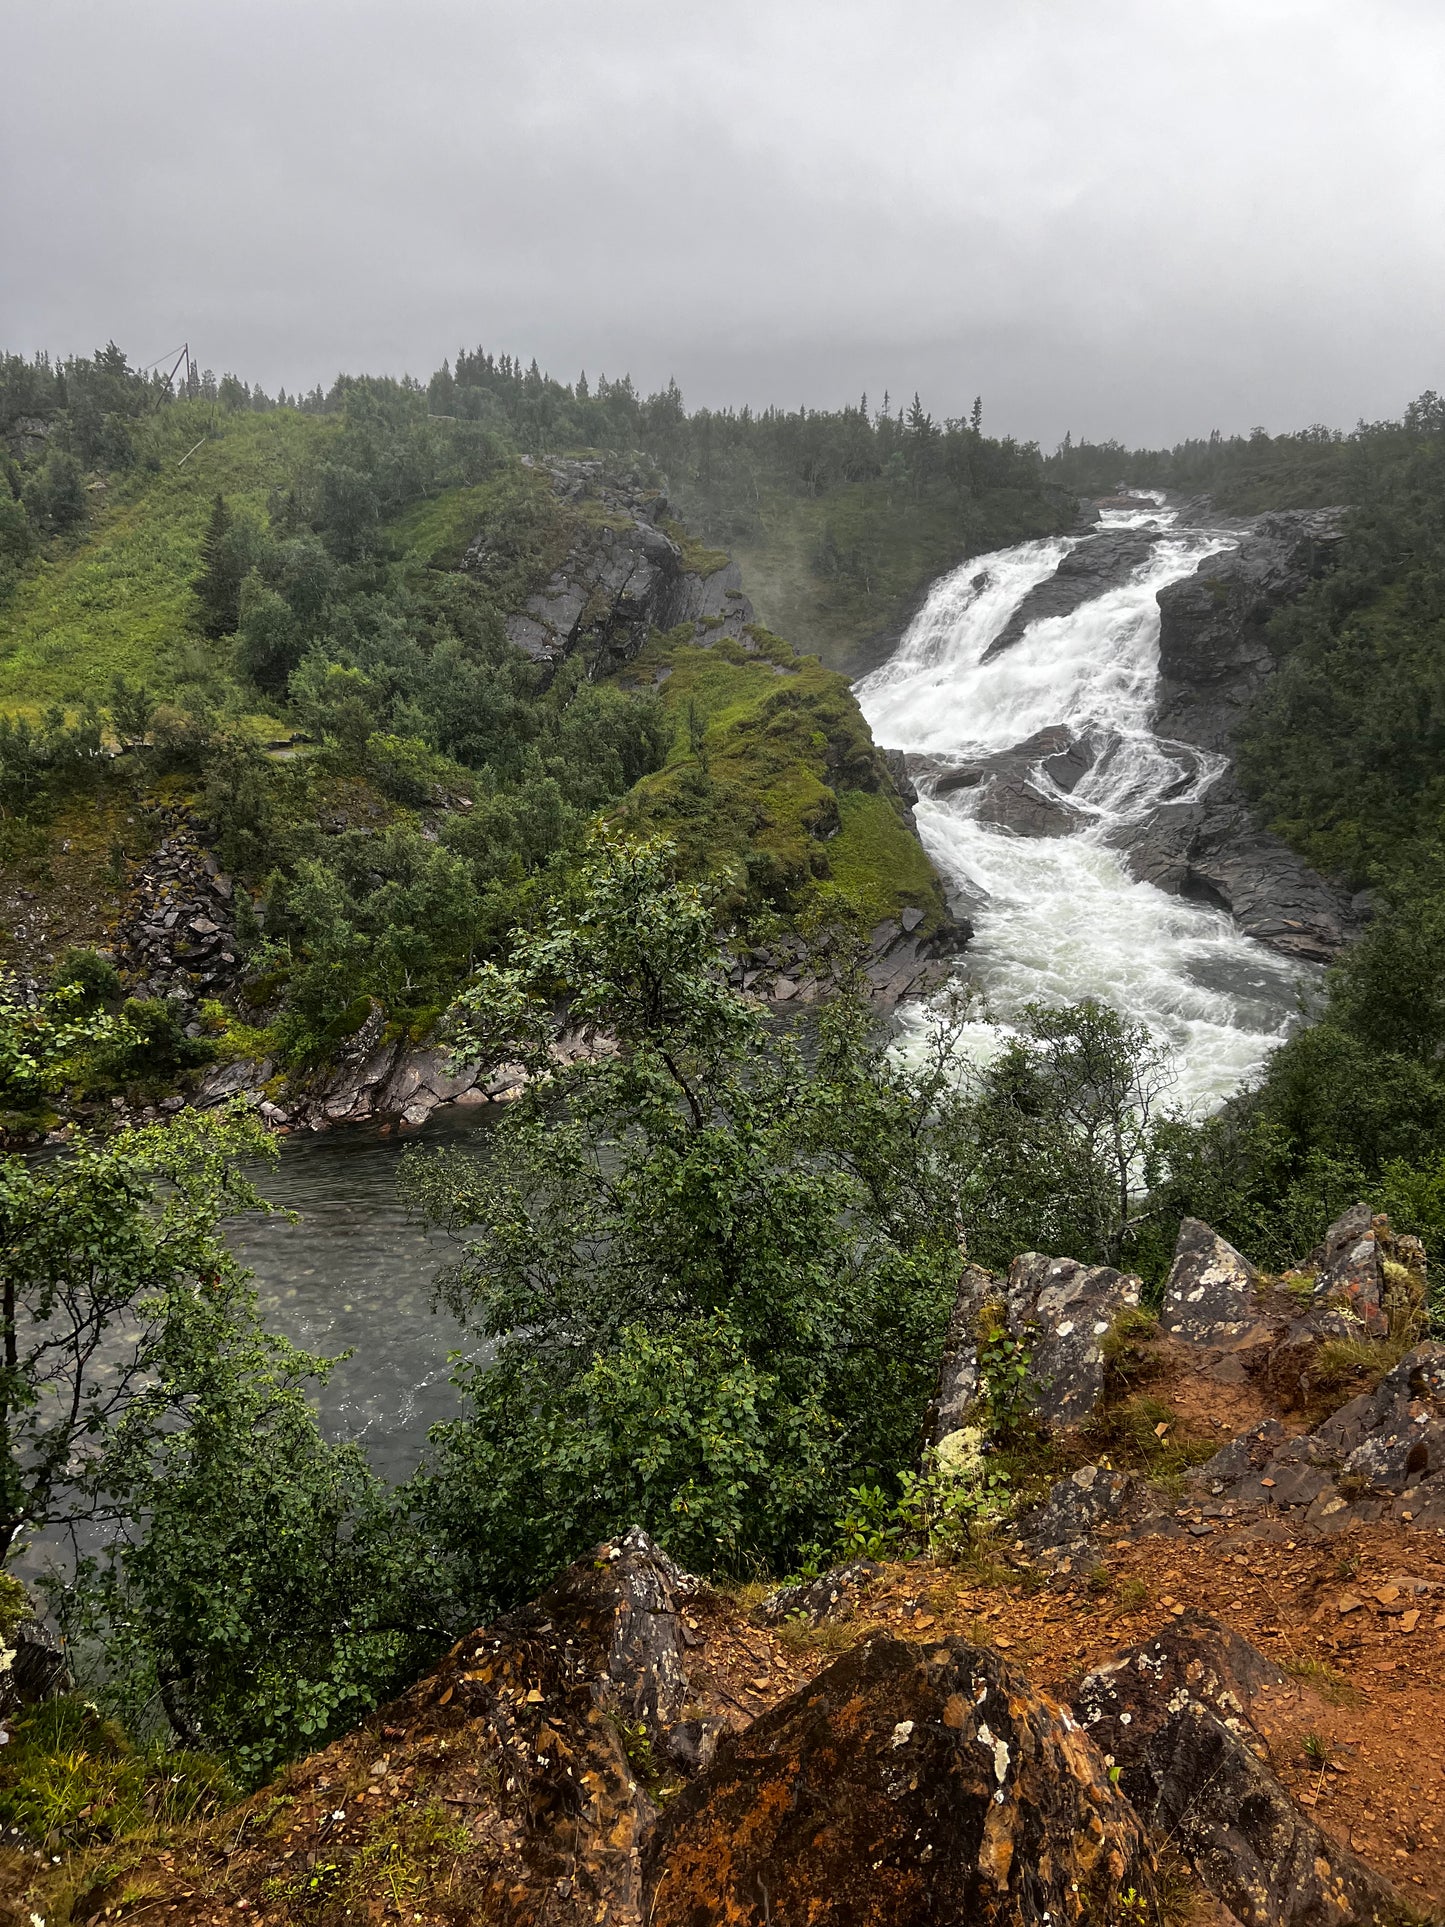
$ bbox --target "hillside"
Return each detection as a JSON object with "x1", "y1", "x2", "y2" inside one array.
[
  {"x1": 0, "y1": 355, "x2": 973, "y2": 1138},
  {"x1": 0, "y1": 404, "x2": 335, "y2": 716},
  {"x1": 8, "y1": 1203, "x2": 1445, "y2": 1926}
]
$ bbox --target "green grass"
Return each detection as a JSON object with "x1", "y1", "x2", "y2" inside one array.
[
  {"x1": 613, "y1": 626, "x2": 949, "y2": 932},
  {"x1": 388, "y1": 481, "x2": 500, "y2": 569},
  {"x1": 820, "y1": 790, "x2": 941, "y2": 928},
  {"x1": 0, "y1": 404, "x2": 335, "y2": 715}
]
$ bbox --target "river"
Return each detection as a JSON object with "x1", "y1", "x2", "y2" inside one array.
[
  {"x1": 227, "y1": 1111, "x2": 495, "y2": 1480},
  {"x1": 244, "y1": 500, "x2": 1307, "y2": 1472},
  {"x1": 854, "y1": 499, "x2": 1308, "y2": 1111}
]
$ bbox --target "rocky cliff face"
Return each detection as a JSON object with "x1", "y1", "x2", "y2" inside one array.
[
  {"x1": 468, "y1": 457, "x2": 756, "y2": 674},
  {"x1": 1131, "y1": 508, "x2": 1355, "y2": 962}
]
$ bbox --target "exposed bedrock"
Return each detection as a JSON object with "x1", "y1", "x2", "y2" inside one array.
[
  {"x1": 982, "y1": 526, "x2": 1159, "y2": 662},
  {"x1": 1154, "y1": 509, "x2": 1348, "y2": 756},
  {"x1": 1075, "y1": 1615, "x2": 1405, "y2": 1927},
  {"x1": 1134, "y1": 506, "x2": 1356, "y2": 962},
  {"x1": 908, "y1": 726, "x2": 1097, "y2": 841},
  {"x1": 646, "y1": 1635, "x2": 1157, "y2": 1927},
  {"x1": 466, "y1": 455, "x2": 756, "y2": 673}
]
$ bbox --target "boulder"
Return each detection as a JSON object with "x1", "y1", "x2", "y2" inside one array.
[
  {"x1": 1140, "y1": 1702, "x2": 1405, "y2": 1927},
  {"x1": 1313, "y1": 1346, "x2": 1445, "y2": 1496},
  {"x1": 1073, "y1": 1612, "x2": 1295, "y2": 1771},
  {"x1": 645, "y1": 1636, "x2": 1157, "y2": 1926},
  {"x1": 1005, "y1": 1253, "x2": 1143, "y2": 1431},
  {"x1": 1308, "y1": 1203, "x2": 1389, "y2": 1338},
  {"x1": 0, "y1": 1579, "x2": 70, "y2": 1719},
  {"x1": 1161, "y1": 1217, "x2": 1261, "y2": 1346},
  {"x1": 101, "y1": 1524, "x2": 720, "y2": 1926},
  {"x1": 1074, "y1": 1615, "x2": 1407, "y2": 1927},
  {"x1": 1017, "y1": 1462, "x2": 1154, "y2": 1569}
]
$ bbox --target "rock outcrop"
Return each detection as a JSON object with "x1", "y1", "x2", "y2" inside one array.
[
  {"x1": 1161, "y1": 1216, "x2": 1262, "y2": 1347},
  {"x1": 645, "y1": 1636, "x2": 1157, "y2": 1927},
  {"x1": 1154, "y1": 510, "x2": 1347, "y2": 757},
  {"x1": 933, "y1": 1253, "x2": 1142, "y2": 1442},
  {"x1": 470, "y1": 457, "x2": 755, "y2": 676},
  {"x1": 1129, "y1": 506, "x2": 1356, "y2": 962},
  {"x1": 0, "y1": 1577, "x2": 69, "y2": 1719},
  {"x1": 983, "y1": 527, "x2": 1158, "y2": 662},
  {"x1": 1075, "y1": 1615, "x2": 1404, "y2": 1927}
]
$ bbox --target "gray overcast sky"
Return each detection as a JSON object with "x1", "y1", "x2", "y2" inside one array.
[{"x1": 3, "y1": 0, "x2": 1442, "y2": 448}]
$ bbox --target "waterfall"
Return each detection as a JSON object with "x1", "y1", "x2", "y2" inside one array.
[{"x1": 855, "y1": 504, "x2": 1307, "y2": 1113}]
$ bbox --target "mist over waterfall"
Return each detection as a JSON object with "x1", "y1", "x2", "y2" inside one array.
[{"x1": 855, "y1": 503, "x2": 1308, "y2": 1113}]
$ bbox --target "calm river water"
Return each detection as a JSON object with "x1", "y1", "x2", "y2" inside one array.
[{"x1": 229, "y1": 1111, "x2": 497, "y2": 1481}]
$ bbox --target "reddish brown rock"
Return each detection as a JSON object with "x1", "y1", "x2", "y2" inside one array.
[{"x1": 645, "y1": 1635, "x2": 1156, "y2": 1926}]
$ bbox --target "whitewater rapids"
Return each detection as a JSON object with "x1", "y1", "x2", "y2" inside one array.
[{"x1": 855, "y1": 504, "x2": 1308, "y2": 1114}]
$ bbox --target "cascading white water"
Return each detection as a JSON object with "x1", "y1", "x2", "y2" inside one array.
[{"x1": 855, "y1": 504, "x2": 1307, "y2": 1113}]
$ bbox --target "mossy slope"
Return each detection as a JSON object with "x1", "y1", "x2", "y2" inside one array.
[{"x1": 0, "y1": 404, "x2": 334, "y2": 714}]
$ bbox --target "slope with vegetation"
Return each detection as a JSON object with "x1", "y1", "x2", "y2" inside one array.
[
  {"x1": 0, "y1": 345, "x2": 1007, "y2": 1129},
  {"x1": 7, "y1": 348, "x2": 1445, "y2": 1919}
]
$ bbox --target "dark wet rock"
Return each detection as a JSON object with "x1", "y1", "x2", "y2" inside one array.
[
  {"x1": 645, "y1": 1636, "x2": 1157, "y2": 1926},
  {"x1": 422, "y1": 1523, "x2": 713, "y2": 1919},
  {"x1": 928, "y1": 1263, "x2": 1000, "y2": 1443},
  {"x1": 1155, "y1": 511, "x2": 1347, "y2": 755},
  {"x1": 983, "y1": 528, "x2": 1158, "y2": 662},
  {"x1": 1074, "y1": 1612, "x2": 1294, "y2": 1771},
  {"x1": 1124, "y1": 777, "x2": 1352, "y2": 963},
  {"x1": 971, "y1": 769, "x2": 1077, "y2": 838},
  {"x1": 1075, "y1": 1616, "x2": 1406, "y2": 1927},
  {"x1": 1162, "y1": 1217, "x2": 1262, "y2": 1346},
  {"x1": 1005, "y1": 1253, "x2": 1143, "y2": 1431},
  {"x1": 1308, "y1": 1202, "x2": 1390, "y2": 1338},
  {"x1": 1131, "y1": 509, "x2": 1356, "y2": 962},
  {"x1": 1314, "y1": 1347, "x2": 1445, "y2": 1494},
  {"x1": 1191, "y1": 1345, "x2": 1445, "y2": 1534},
  {"x1": 930, "y1": 1252, "x2": 1141, "y2": 1440},
  {"x1": 925, "y1": 727, "x2": 1094, "y2": 839},
  {"x1": 757, "y1": 1560, "x2": 883, "y2": 1627},
  {"x1": 1141, "y1": 1702, "x2": 1406, "y2": 1927}
]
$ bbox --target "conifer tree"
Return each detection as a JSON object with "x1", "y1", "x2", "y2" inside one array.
[{"x1": 195, "y1": 492, "x2": 242, "y2": 637}]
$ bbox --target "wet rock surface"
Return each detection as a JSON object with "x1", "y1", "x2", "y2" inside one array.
[
  {"x1": 0, "y1": 1580, "x2": 70, "y2": 1719},
  {"x1": 1162, "y1": 1216, "x2": 1262, "y2": 1346},
  {"x1": 1123, "y1": 771, "x2": 1353, "y2": 962},
  {"x1": 1132, "y1": 505, "x2": 1356, "y2": 962},
  {"x1": 470, "y1": 458, "x2": 755, "y2": 675},
  {"x1": 757, "y1": 1559, "x2": 884, "y2": 1628},
  {"x1": 1005, "y1": 1253, "x2": 1142, "y2": 1431},
  {"x1": 1154, "y1": 510, "x2": 1348, "y2": 756},
  {"x1": 645, "y1": 1635, "x2": 1157, "y2": 1927},
  {"x1": 983, "y1": 526, "x2": 1159, "y2": 662},
  {"x1": 114, "y1": 809, "x2": 244, "y2": 1008},
  {"x1": 931, "y1": 1253, "x2": 1142, "y2": 1442}
]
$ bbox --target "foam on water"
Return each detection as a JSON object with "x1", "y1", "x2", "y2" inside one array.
[{"x1": 855, "y1": 506, "x2": 1308, "y2": 1114}]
